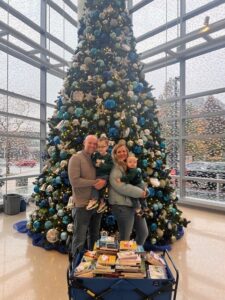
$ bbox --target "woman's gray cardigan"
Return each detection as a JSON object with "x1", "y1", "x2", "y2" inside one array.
[{"x1": 108, "y1": 164, "x2": 144, "y2": 207}]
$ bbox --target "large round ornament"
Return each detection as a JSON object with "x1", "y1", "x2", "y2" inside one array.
[{"x1": 46, "y1": 229, "x2": 59, "y2": 243}]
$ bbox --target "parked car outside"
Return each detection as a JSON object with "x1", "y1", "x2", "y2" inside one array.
[
  {"x1": 15, "y1": 159, "x2": 37, "y2": 168},
  {"x1": 186, "y1": 161, "x2": 225, "y2": 190}
]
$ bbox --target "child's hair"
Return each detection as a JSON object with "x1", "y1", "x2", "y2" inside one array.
[
  {"x1": 127, "y1": 152, "x2": 137, "y2": 160},
  {"x1": 98, "y1": 136, "x2": 109, "y2": 145}
]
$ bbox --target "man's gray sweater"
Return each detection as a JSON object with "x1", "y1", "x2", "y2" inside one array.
[{"x1": 68, "y1": 150, "x2": 96, "y2": 207}]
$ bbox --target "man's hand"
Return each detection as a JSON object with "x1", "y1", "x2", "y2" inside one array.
[
  {"x1": 94, "y1": 179, "x2": 106, "y2": 190},
  {"x1": 140, "y1": 190, "x2": 147, "y2": 198}
]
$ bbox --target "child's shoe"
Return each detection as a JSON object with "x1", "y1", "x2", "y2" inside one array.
[
  {"x1": 86, "y1": 199, "x2": 98, "y2": 210},
  {"x1": 97, "y1": 202, "x2": 107, "y2": 213}
]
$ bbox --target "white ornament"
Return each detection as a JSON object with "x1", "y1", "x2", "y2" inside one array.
[
  {"x1": 149, "y1": 178, "x2": 160, "y2": 187},
  {"x1": 46, "y1": 229, "x2": 59, "y2": 243}
]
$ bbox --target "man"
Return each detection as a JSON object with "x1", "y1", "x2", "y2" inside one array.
[{"x1": 68, "y1": 135, "x2": 106, "y2": 257}]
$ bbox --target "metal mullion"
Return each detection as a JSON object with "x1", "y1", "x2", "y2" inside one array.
[
  {"x1": 143, "y1": 34, "x2": 225, "y2": 73},
  {"x1": 129, "y1": 0, "x2": 153, "y2": 14},
  {"x1": 47, "y1": 0, "x2": 77, "y2": 27},
  {"x1": 140, "y1": 18, "x2": 225, "y2": 60},
  {"x1": 184, "y1": 87, "x2": 225, "y2": 100},
  {"x1": 1, "y1": 174, "x2": 40, "y2": 181},
  {"x1": 183, "y1": 111, "x2": 225, "y2": 121},
  {"x1": 184, "y1": 133, "x2": 225, "y2": 140},
  {"x1": 0, "y1": 21, "x2": 69, "y2": 66},
  {"x1": 0, "y1": 0, "x2": 74, "y2": 54},
  {"x1": 0, "y1": 132, "x2": 43, "y2": 140},
  {"x1": 136, "y1": 0, "x2": 225, "y2": 43},
  {"x1": 0, "y1": 36, "x2": 67, "y2": 75},
  {"x1": 0, "y1": 111, "x2": 40, "y2": 122},
  {"x1": 63, "y1": 0, "x2": 77, "y2": 13},
  {"x1": 40, "y1": 0, "x2": 47, "y2": 171},
  {"x1": 179, "y1": 0, "x2": 186, "y2": 199},
  {"x1": 0, "y1": 42, "x2": 66, "y2": 78},
  {"x1": 0, "y1": 88, "x2": 40, "y2": 104}
]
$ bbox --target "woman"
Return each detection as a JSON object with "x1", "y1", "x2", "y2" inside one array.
[{"x1": 108, "y1": 141, "x2": 149, "y2": 245}]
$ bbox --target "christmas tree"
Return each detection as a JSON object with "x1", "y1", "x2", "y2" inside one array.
[{"x1": 27, "y1": 0, "x2": 189, "y2": 251}]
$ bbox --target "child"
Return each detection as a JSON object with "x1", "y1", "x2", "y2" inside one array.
[
  {"x1": 86, "y1": 136, "x2": 113, "y2": 213},
  {"x1": 117, "y1": 154, "x2": 149, "y2": 217}
]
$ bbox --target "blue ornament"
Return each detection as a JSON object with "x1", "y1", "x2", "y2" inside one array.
[
  {"x1": 57, "y1": 96, "x2": 63, "y2": 109},
  {"x1": 152, "y1": 203, "x2": 159, "y2": 211},
  {"x1": 142, "y1": 159, "x2": 148, "y2": 167},
  {"x1": 63, "y1": 112, "x2": 69, "y2": 120},
  {"x1": 60, "y1": 171, "x2": 68, "y2": 179},
  {"x1": 55, "y1": 176, "x2": 62, "y2": 185},
  {"x1": 75, "y1": 107, "x2": 83, "y2": 118},
  {"x1": 163, "y1": 195, "x2": 169, "y2": 202},
  {"x1": 62, "y1": 193, "x2": 69, "y2": 203},
  {"x1": 57, "y1": 111, "x2": 63, "y2": 119},
  {"x1": 60, "y1": 150, "x2": 68, "y2": 159},
  {"x1": 106, "y1": 80, "x2": 114, "y2": 87},
  {"x1": 108, "y1": 127, "x2": 119, "y2": 138},
  {"x1": 62, "y1": 215, "x2": 69, "y2": 225},
  {"x1": 148, "y1": 187, "x2": 155, "y2": 197},
  {"x1": 106, "y1": 215, "x2": 116, "y2": 226},
  {"x1": 160, "y1": 142, "x2": 166, "y2": 149},
  {"x1": 134, "y1": 83, "x2": 144, "y2": 93},
  {"x1": 150, "y1": 223, "x2": 157, "y2": 231},
  {"x1": 104, "y1": 99, "x2": 116, "y2": 109},
  {"x1": 158, "y1": 203, "x2": 163, "y2": 209},
  {"x1": 39, "y1": 199, "x2": 48, "y2": 208},
  {"x1": 90, "y1": 48, "x2": 97, "y2": 56},
  {"x1": 96, "y1": 59, "x2": 105, "y2": 67},
  {"x1": 94, "y1": 29, "x2": 101, "y2": 37},
  {"x1": 60, "y1": 232, "x2": 68, "y2": 240},
  {"x1": 139, "y1": 117, "x2": 146, "y2": 126},
  {"x1": 133, "y1": 145, "x2": 142, "y2": 154},
  {"x1": 103, "y1": 71, "x2": 112, "y2": 80},
  {"x1": 128, "y1": 51, "x2": 138, "y2": 62},
  {"x1": 147, "y1": 91, "x2": 153, "y2": 98},
  {"x1": 53, "y1": 136, "x2": 60, "y2": 145},
  {"x1": 33, "y1": 220, "x2": 41, "y2": 230},
  {"x1": 34, "y1": 185, "x2": 39, "y2": 193},
  {"x1": 114, "y1": 120, "x2": 121, "y2": 128},
  {"x1": 156, "y1": 190, "x2": 163, "y2": 198},
  {"x1": 49, "y1": 207, "x2": 55, "y2": 215},
  {"x1": 156, "y1": 160, "x2": 163, "y2": 169},
  {"x1": 45, "y1": 220, "x2": 53, "y2": 230}
]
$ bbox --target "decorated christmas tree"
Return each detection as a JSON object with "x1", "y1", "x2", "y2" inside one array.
[{"x1": 27, "y1": 0, "x2": 189, "y2": 251}]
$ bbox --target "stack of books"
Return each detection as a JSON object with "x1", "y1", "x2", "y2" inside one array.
[
  {"x1": 93, "y1": 254, "x2": 117, "y2": 276},
  {"x1": 115, "y1": 251, "x2": 146, "y2": 278},
  {"x1": 95, "y1": 236, "x2": 119, "y2": 255},
  {"x1": 148, "y1": 265, "x2": 168, "y2": 279}
]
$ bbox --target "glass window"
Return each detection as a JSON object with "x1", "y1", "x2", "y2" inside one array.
[
  {"x1": 0, "y1": 94, "x2": 7, "y2": 112},
  {"x1": 0, "y1": 51, "x2": 8, "y2": 90},
  {"x1": 0, "y1": 116, "x2": 40, "y2": 138},
  {"x1": 48, "y1": 7, "x2": 64, "y2": 41},
  {"x1": 186, "y1": 0, "x2": 212, "y2": 13},
  {"x1": 47, "y1": 73, "x2": 63, "y2": 105},
  {"x1": 145, "y1": 64, "x2": 179, "y2": 99},
  {"x1": 8, "y1": 97, "x2": 40, "y2": 119},
  {"x1": 186, "y1": 48, "x2": 225, "y2": 95},
  {"x1": 8, "y1": 56, "x2": 40, "y2": 99},
  {"x1": 8, "y1": 14, "x2": 40, "y2": 44},
  {"x1": 1, "y1": 136, "x2": 40, "y2": 178},
  {"x1": 8, "y1": 0, "x2": 40, "y2": 25},
  {"x1": 185, "y1": 137, "x2": 225, "y2": 164},
  {"x1": 65, "y1": 20, "x2": 77, "y2": 50}
]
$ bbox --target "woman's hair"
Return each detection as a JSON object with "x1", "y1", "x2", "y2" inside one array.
[{"x1": 111, "y1": 141, "x2": 129, "y2": 170}]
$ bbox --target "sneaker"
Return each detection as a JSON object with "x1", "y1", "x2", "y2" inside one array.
[
  {"x1": 97, "y1": 202, "x2": 107, "y2": 213},
  {"x1": 86, "y1": 199, "x2": 98, "y2": 210}
]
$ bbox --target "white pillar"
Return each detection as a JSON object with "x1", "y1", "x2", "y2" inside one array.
[{"x1": 78, "y1": 0, "x2": 86, "y2": 22}]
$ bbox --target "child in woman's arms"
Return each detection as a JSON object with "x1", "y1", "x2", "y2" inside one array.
[{"x1": 117, "y1": 154, "x2": 150, "y2": 217}]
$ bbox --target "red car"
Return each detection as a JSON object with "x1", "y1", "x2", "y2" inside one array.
[{"x1": 15, "y1": 160, "x2": 37, "y2": 167}]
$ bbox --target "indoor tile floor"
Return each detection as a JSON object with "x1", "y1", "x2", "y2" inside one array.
[{"x1": 0, "y1": 204, "x2": 225, "y2": 300}]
